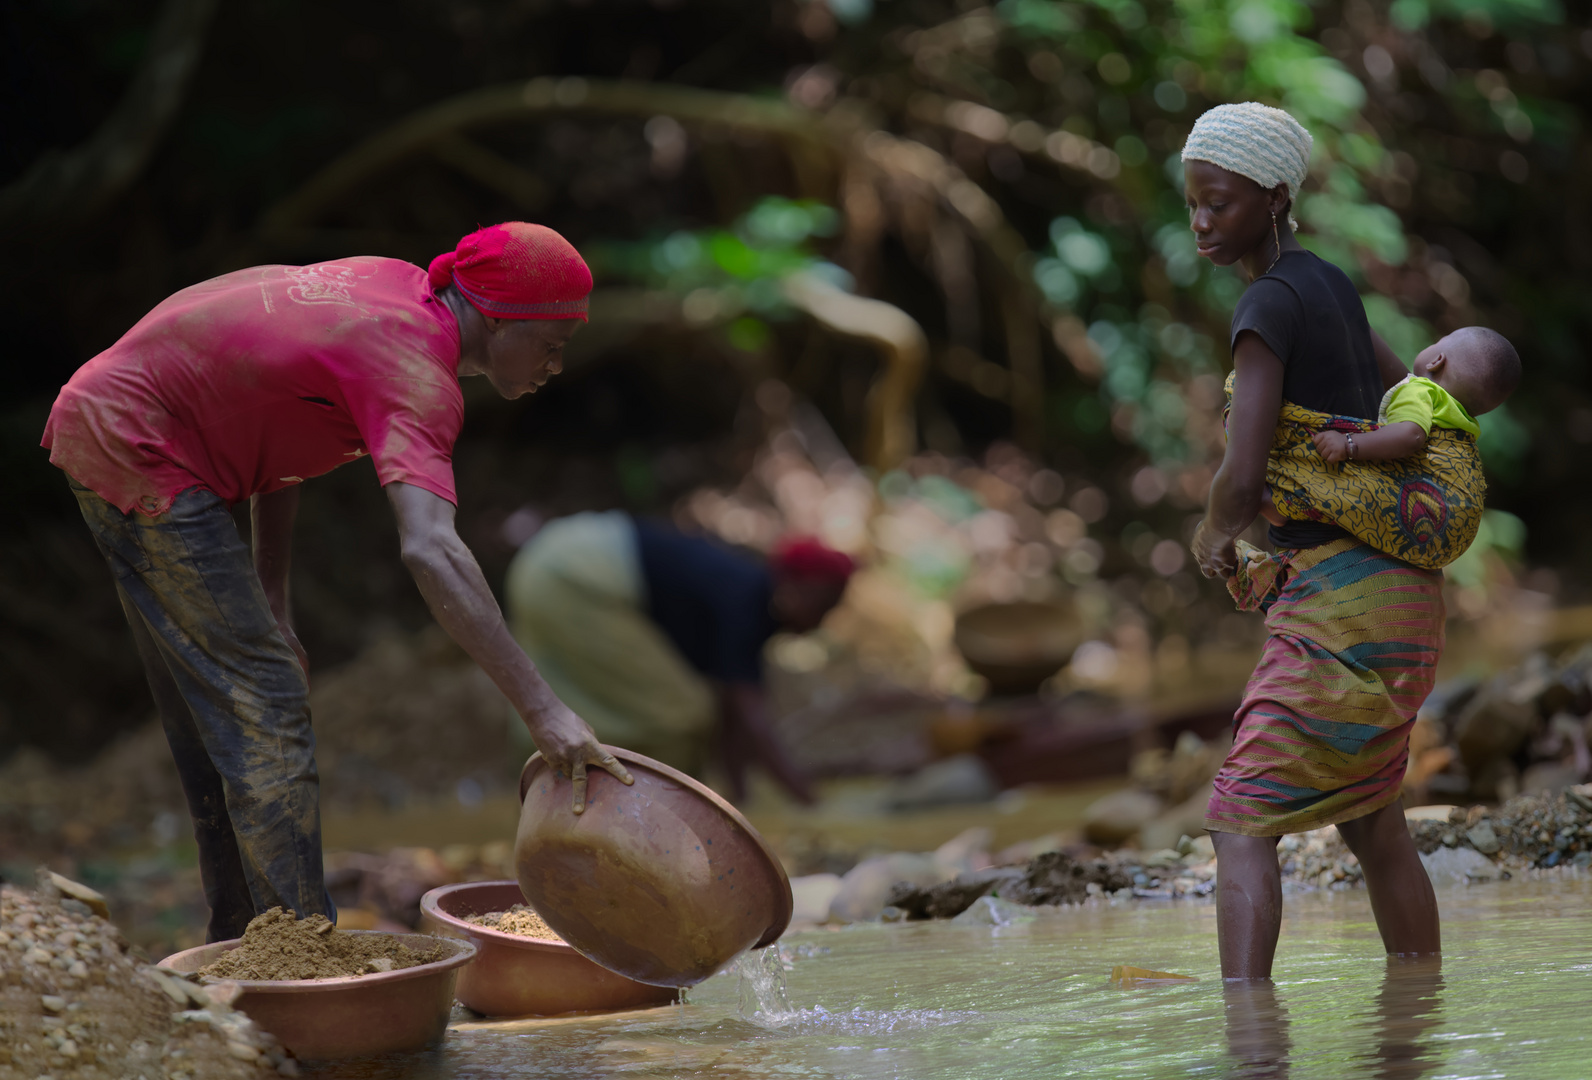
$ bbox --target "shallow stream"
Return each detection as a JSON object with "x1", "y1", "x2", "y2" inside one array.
[{"x1": 311, "y1": 876, "x2": 1591, "y2": 1079}]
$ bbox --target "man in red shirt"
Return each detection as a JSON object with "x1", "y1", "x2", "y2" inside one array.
[{"x1": 42, "y1": 223, "x2": 631, "y2": 942}]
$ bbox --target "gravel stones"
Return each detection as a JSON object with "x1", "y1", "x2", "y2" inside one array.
[
  {"x1": 1466, "y1": 821, "x2": 1501, "y2": 854},
  {"x1": 1, "y1": 872, "x2": 296, "y2": 1079},
  {"x1": 871, "y1": 789, "x2": 1592, "y2": 923},
  {"x1": 1276, "y1": 829, "x2": 1364, "y2": 890},
  {"x1": 1486, "y1": 787, "x2": 1592, "y2": 868}
]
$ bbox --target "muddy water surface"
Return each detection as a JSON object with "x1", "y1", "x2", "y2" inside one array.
[{"x1": 309, "y1": 876, "x2": 1591, "y2": 1079}]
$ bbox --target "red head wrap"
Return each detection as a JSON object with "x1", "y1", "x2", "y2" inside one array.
[
  {"x1": 427, "y1": 222, "x2": 592, "y2": 321},
  {"x1": 770, "y1": 536, "x2": 856, "y2": 586}
]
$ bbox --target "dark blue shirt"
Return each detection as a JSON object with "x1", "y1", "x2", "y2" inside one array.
[{"x1": 632, "y1": 518, "x2": 777, "y2": 685}]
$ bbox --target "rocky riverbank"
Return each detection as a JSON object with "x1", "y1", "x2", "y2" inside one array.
[
  {"x1": 0, "y1": 872, "x2": 296, "y2": 1080},
  {"x1": 810, "y1": 783, "x2": 1592, "y2": 924}
]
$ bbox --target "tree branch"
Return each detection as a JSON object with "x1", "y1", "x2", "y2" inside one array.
[
  {"x1": 0, "y1": 0, "x2": 219, "y2": 239},
  {"x1": 781, "y1": 270, "x2": 926, "y2": 470},
  {"x1": 257, "y1": 78, "x2": 833, "y2": 245}
]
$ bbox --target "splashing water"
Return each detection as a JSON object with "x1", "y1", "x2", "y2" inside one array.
[
  {"x1": 734, "y1": 944, "x2": 795, "y2": 1023},
  {"x1": 731, "y1": 941, "x2": 980, "y2": 1037}
]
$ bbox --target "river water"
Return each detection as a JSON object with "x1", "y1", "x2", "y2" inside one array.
[{"x1": 311, "y1": 875, "x2": 1591, "y2": 1079}]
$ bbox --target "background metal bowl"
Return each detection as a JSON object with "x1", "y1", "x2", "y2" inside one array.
[
  {"x1": 953, "y1": 600, "x2": 1083, "y2": 696},
  {"x1": 159, "y1": 931, "x2": 475, "y2": 1061},
  {"x1": 515, "y1": 746, "x2": 792, "y2": 988},
  {"x1": 421, "y1": 880, "x2": 678, "y2": 1016}
]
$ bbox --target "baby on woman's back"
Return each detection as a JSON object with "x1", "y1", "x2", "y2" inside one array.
[{"x1": 1312, "y1": 326, "x2": 1521, "y2": 464}]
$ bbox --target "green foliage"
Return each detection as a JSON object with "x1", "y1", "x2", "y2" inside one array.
[
  {"x1": 1444, "y1": 508, "x2": 1526, "y2": 588},
  {"x1": 591, "y1": 197, "x2": 844, "y2": 351},
  {"x1": 1425, "y1": 0, "x2": 1564, "y2": 30},
  {"x1": 956, "y1": 0, "x2": 1555, "y2": 559},
  {"x1": 997, "y1": 0, "x2": 1081, "y2": 36},
  {"x1": 1476, "y1": 405, "x2": 1531, "y2": 484},
  {"x1": 986, "y1": 0, "x2": 1448, "y2": 472},
  {"x1": 1361, "y1": 295, "x2": 1430, "y2": 366},
  {"x1": 594, "y1": 197, "x2": 837, "y2": 290}
]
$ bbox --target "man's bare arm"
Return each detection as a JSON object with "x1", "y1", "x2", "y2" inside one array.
[
  {"x1": 386, "y1": 481, "x2": 631, "y2": 812},
  {"x1": 251, "y1": 486, "x2": 308, "y2": 673}
]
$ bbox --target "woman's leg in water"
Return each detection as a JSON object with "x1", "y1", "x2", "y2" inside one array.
[
  {"x1": 1336, "y1": 800, "x2": 1441, "y2": 955},
  {"x1": 1211, "y1": 830, "x2": 1284, "y2": 979}
]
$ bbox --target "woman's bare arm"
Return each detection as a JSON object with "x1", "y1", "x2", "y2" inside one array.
[{"x1": 1192, "y1": 332, "x2": 1285, "y2": 579}]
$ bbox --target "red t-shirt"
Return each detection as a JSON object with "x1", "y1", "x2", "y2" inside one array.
[{"x1": 42, "y1": 258, "x2": 464, "y2": 515}]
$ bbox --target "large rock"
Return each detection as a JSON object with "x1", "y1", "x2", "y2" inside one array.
[
  {"x1": 1419, "y1": 845, "x2": 1498, "y2": 884},
  {"x1": 1539, "y1": 643, "x2": 1592, "y2": 718},
  {"x1": 788, "y1": 873, "x2": 844, "y2": 924},
  {"x1": 1083, "y1": 788, "x2": 1164, "y2": 845},
  {"x1": 886, "y1": 867, "x2": 1025, "y2": 920},
  {"x1": 885, "y1": 754, "x2": 999, "y2": 811},
  {"x1": 932, "y1": 826, "x2": 995, "y2": 876},
  {"x1": 1464, "y1": 822, "x2": 1501, "y2": 855},
  {"x1": 998, "y1": 851, "x2": 1134, "y2": 906},
  {"x1": 1139, "y1": 783, "x2": 1213, "y2": 853},
  {"x1": 827, "y1": 853, "x2": 948, "y2": 923},
  {"x1": 1419, "y1": 675, "x2": 1483, "y2": 725},
  {"x1": 1452, "y1": 667, "x2": 1547, "y2": 777},
  {"x1": 825, "y1": 826, "x2": 996, "y2": 923},
  {"x1": 1521, "y1": 761, "x2": 1581, "y2": 796}
]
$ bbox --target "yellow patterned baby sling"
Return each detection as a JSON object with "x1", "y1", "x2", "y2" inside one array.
[{"x1": 1224, "y1": 371, "x2": 1485, "y2": 570}]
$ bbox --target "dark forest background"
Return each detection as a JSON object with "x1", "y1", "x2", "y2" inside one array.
[{"x1": 3, "y1": 0, "x2": 1590, "y2": 763}]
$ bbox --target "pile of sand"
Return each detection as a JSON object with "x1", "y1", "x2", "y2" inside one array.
[
  {"x1": 0, "y1": 872, "x2": 295, "y2": 1079},
  {"x1": 464, "y1": 904, "x2": 561, "y2": 941},
  {"x1": 197, "y1": 908, "x2": 446, "y2": 982}
]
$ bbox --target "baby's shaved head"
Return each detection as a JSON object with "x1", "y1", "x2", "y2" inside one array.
[{"x1": 1446, "y1": 326, "x2": 1521, "y2": 416}]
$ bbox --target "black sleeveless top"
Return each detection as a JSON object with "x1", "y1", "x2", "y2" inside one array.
[{"x1": 1229, "y1": 250, "x2": 1384, "y2": 549}]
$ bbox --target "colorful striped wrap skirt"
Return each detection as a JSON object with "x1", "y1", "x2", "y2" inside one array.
[{"x1": 1204, "y1": 538, "x2": 1445, "y2": 837}]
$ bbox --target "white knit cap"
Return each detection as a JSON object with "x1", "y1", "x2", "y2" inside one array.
[{"x1": 1181, "y1": 102, "x2": 1313, "y2": 202}]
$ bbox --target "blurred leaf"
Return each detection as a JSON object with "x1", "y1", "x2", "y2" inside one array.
[
  {"x1": 1361, "y1": 295, "x2": 1431, "y2": 365},
  {"x1": 1445, "y1": 509, "x2": 1527, "y2": 588},
  {"x1": 1477, "y1": 404, "x2": 1531, "y2": 483}
]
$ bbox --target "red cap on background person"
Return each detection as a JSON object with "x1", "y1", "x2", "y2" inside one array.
[
  {"x1": 770, "y1": 536, "x2": 856, "y2": 586},
  {"x1": 769, "y1": 536, "x2": 854, "y2": 634},
  {"x1": 428, "y1": 223, "x2": 592, "y2": 321}
]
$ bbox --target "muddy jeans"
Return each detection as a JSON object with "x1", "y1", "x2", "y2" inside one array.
[{"x1": 70, "y1": 478, "x2": 333, "y2": 942}]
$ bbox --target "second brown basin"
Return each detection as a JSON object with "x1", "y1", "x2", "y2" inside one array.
[{"x1": 421, "y1": 880, "x2": 677, "y2": 1017}]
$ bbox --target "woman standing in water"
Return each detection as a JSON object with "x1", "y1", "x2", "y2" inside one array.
[{"x1": 1183, "y1": 103, "x2": 1443, "y2": 979}]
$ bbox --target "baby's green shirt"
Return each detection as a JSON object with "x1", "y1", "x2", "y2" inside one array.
[{"x1": 1377, "y1": 375, "x2": 1481, "y2": 437}]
